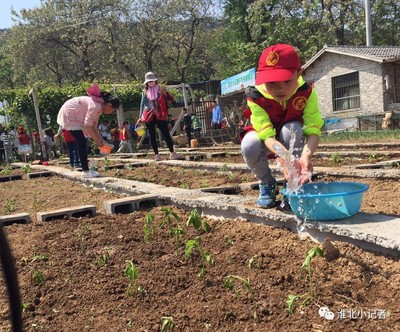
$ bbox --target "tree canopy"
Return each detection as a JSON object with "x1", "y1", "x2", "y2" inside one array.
[{"x1": 0, "y1": 0, "x2": 398, "y2": 128}]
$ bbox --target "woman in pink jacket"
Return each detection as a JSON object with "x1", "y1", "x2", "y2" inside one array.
[{"x1": 57, "y1": 84, "x2": 120, "y2": 178}]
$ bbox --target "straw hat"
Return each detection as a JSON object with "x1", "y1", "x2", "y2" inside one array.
[{"x1": 144, "y1": 72, "x2": 157, "y2": 84}]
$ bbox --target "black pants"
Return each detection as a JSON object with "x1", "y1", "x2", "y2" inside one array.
[
  {"x1": 185, "y1": 126, "x2": 192, "y2": 145},
  {"x1": 70, "y1": 130, "x2": 89, "y2": 171},
  {"x1": 146, "y1": 118, "x2": 174, "y2": 155},
  {"x1": 212, "y1": 123, "x2": 222, "y2": 130}
]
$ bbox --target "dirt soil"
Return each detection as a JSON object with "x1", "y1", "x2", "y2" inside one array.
[
  {"x1": 0, "y1": 158, "x2": 399, "y2": 331},
  {"x1": 98, "y1": 162, "x2": 400, "y2": 215}
]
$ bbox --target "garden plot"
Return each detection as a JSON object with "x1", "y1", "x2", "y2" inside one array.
[
  {"x1": 0, "y1": 164, "x2": 399, "y2": 331},
  {"x1": 52, "y1": 155, "x2": 400, "y2": 216},
  {"x1": 0, "y1": 204, "x2": 399, "y2": 331}
]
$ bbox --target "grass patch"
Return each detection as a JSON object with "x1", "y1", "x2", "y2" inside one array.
[{"x1": 320, "y1": 129, "x2": 400, "y2": 143}]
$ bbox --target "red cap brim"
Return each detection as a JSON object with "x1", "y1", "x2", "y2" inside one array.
[{"x1": 255, "y1": 68, "x2": 297, "y2": 85}]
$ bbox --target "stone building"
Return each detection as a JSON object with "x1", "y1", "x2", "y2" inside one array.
[{"x1": 303, "y1": 45, "x2": 400, "y2": 131}]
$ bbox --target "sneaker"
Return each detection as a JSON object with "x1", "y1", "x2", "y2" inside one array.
[
  {"x1": 170, "y1": 152, "x2": 181, "y2": 160},
  {"x1": 82, "y1": 171, "x2": 100, "y2": 178},
  {"x1": 155, "y1": 154, "x2": 161, "y2": 161},
  {"x1": 257, "y1": 181, "x2": 276, "y2": 208}
]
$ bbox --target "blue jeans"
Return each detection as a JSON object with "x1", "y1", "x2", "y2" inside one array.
[{"x1": 67, "y1": 141, "x2": 80, "y2": 167}]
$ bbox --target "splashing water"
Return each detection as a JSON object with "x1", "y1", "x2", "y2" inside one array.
[{"x1": 273, "y1": 125, "x2": 307, "y2": 194}]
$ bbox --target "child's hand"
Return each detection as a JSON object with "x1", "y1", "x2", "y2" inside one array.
[
  {"x1": 282, "y1": 158, "x2": 302, "y2": 184},
  {"x1": 298, "y1": 155, "x2": 313, "y2": 184}
]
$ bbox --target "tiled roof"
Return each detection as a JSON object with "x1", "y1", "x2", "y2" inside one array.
[
  {"x1": 303, "y1": 45, "x2": 400, "y2": 69},
  {"x1": 326, "y1": 45, "x2": 400, "y2": 60}
]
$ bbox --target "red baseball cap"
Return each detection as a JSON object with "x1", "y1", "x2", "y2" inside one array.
[{"x1": 255, "y1": 44, "x2": 302, "y2": 85}]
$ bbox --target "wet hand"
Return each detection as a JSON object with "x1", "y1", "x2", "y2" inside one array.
[
  {"x1": 282, "y1": 158, "x2": 302, "y2": 183},
  {"x1": 299, "y1": 155, "x2": 313, "y2": 184}
]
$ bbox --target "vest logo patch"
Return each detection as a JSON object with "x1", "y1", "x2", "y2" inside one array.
[
  {"x1": 292, "y1": 96, "x2": 307, "y2": 111},
  {"x1": 266, "y1": 52, "x2": 279, "y2": 66}
]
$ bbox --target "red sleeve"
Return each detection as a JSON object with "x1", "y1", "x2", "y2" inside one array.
[{"x1": 167, "y1": 92, "x2": 175, "y2": 104}]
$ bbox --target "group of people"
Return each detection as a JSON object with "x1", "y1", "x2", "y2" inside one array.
[
  {"x1": 0, "y1": 126, "x2": 34, "y2": 162},
  {"x1": 179, "y1": 108, "x2": 202, "y2": 147},
  {"x1": 132, "y1": 43, "x2": 320, "y2": 210},
  {"x1": 3, "y1": 42, "x2": 325, "y2": 211},
  {"x1": 54, "y1": 72, "x2": 185, "y2": 177}
]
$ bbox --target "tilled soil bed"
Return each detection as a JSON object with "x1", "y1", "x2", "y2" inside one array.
[
  {"x1": 96, "y1": 162, "x2": 400, "y2": 215},
  {"x1": 1, "y1": 203, "x2": 399, "y2": 331}
]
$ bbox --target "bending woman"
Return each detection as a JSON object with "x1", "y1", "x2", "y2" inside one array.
[{"x1": 57, "y1": 83, "x2": 120, "y2": 177}]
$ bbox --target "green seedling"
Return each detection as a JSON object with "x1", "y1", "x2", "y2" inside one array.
[
  {"x1": 31, "y1": 269, "x2": 45, "y2": 285},
  {"x1": 0, "y1": 165, "x2": 12, "y2": 175},
  {"x1": 286, "y1": 294, "x2": 300, "y2": 315},
  {"x1": 21, "y1": 303, "x2": 28, "y2": 313},
  {"x1": 224, "y1": 275, "x2": 253, "y2": 299},
  {"x1": 143, "y1": 213, "x2": 156, "y2": 241},
  {"x1": 103, "y1": 157, "x2": 111, "y2": 170},
  {"x1": 76, "y1": 222, "x2": 91, "y2": 252},
  {"x1": 225, "y1": 172, "x2": 235, "y2": 181},
  {"x1": 368, "y1": 153, "x2": 377, "y2": 162},
  {"x1": 161, "y1": 207, "x2": 181, "y2": 226},
  {"x1": 169, "y1": 225, "x2": 185, "y2": 245},
  {"x1": 285, "y1": 246, "x2": 324, "y2": 314},
  {"x1": 184, "y1": 236, "x2": 214, "y2": 278},
  {"x1": 97, "y1": 248, "x2": 111, "y2": 267},
  {"x1": 124, "y1": 260, "x2": 141, "y2": 295},
  {"x1": 330, "y1": 152, "x2": 342, "y2": 165},
  {"x1": 285, "y1": 293, "x2": 310, "y2": 315},
  {"x1": 219, "y1": 163, "x2": 229, "y2": 172},
  {"x1": 160, "y1": 316, "x2": 175, "y2": 331},
  {"x1": 301, "y1": 246, "x2": 324, "y2": 297},
  {"x1": 248, "y1": 255, "x2": 264, "y2": 269},
  {"x1": 224, "y1": 237, "x2": 235, "y2": 245},
  {"x1": 90, "y1": 140, "x2": 98, "y2": 155},
  {"x1": 4, "y1": 197, "x2": 16, "y2": 213},
  {"x1": 186, "y1": 209, "x2": 211, "y2": 233},
  {"x1": 30, "y1": 253, "x2": 49, "y2": 263},
  {"x1": 20, "y1": 164, "x2": 33, "y2": 173}
]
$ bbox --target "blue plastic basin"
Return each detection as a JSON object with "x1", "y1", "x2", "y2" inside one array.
[{"x1": 284, "y1": 182, "x2": 369, "y2": 221}]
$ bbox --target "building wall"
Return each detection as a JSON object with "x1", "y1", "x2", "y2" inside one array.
[
  {"x1": 385, "y1": 63, "x2": 400, "y2": 108},
  {"x1": 304, "y1": 53, "x2": 385, "y2": 119}
]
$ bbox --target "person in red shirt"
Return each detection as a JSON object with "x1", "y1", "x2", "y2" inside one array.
[
  {"x1": 17, "y1": 126, "x2": 30, "y2": 145},
  {"x1": 137, "y1": 84, "x2": 181, "y2": 161},
  {"x1": 117, "y1": 122, "x2": 132, "y2": 153},
  {"x1": 55, "y1": 127, "x2": 80, "y2": 168}
]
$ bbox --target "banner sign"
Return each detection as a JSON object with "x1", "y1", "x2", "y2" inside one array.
[{"x1": 221, "y1": 67, "x2": 256, "y2": 95}]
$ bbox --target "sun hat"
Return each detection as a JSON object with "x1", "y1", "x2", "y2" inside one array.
[
  {"x1": 255, "y1": 44, "x2": 302, "y2": 85},
  {"x1": 144, "y1": 72, "x2": 157, "y2": 84}
]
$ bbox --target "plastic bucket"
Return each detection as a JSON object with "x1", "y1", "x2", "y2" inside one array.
[
  {"x1": 190, "y1": 139, "x2": 199, "y2": 148},
  {"x1": 284, "y1": 181, "x2": 369, "y2": 221},
  {"x1": 99, "y1": 145, "x2": 112, "y2": 155},
  {"x1": 135, "y1": 126, "x2": 146, "y2": 137}
]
